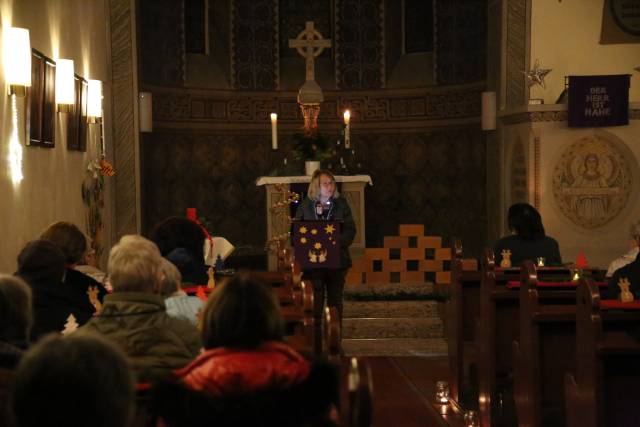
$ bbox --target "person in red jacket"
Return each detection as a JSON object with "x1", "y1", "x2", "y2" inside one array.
[{"x1": 176, "y1": 273, "x2": 309, "y2": 396}]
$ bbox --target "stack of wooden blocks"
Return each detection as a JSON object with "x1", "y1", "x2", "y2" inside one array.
[{"x1": 346, "y1": 224, "x2": 451, "y2": 285}]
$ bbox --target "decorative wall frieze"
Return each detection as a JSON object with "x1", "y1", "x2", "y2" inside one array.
[
  {"x1": 150, "y1": 84, "x2": 484, "y2": 128},
  {"x1": 501, "y1": 108, "x2": 640, "y2": 126}
]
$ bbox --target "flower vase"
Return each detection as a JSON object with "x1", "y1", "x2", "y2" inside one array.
[{"x1": 305, "y1": 160, "x2": 320, "y2": 176}]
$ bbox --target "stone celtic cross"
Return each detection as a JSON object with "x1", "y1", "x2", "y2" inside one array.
[{"x1": 288, "y1": 21, "x2": 331, "y2": 82}]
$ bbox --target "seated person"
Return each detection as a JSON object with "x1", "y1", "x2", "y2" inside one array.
[
  {"x1": 16, "y1": 240, "x2": 95, "y2": 339},
  {"x1": 606, "y1": 220, "x2": 640, "y2": 278},
  {"x1": 40, "y1": 222, "x2": 108, "y2": 313},
  {"x1": 150, "y1": 216, "x2": 208, "y2": 285},
  {"x1": 176, "y1": 272, "x2": 309, "y2": 396},
  {"x1": 607, "y1": 252, "x2": 640, "y2": 300},
  {"x1": 0, "y1": 275, "x2": 32, "y2": 369},
  {"x1": 160, "y1": 258, "x2": 204, "y2": 326},
  {"x1": 76, "y1": 235, "x2": 201, "y2": 382},
  {"x1": 9, "y1": 334, "x2": 134, "y2": 427},
  {"x1": 494, "y1": 203, "x2": 561, "y2": 267},
  {"x1": 153, "y1": 273, "x2": 337, "y2": 427}
]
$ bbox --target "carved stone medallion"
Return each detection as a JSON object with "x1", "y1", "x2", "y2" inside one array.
[{"x1": 552, "y1": 135, "x2": 632, "y2": 229}]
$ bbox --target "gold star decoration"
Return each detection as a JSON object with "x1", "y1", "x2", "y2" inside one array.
[
  {"x1": 314, "y1": 242, "x2": 322, "y2": 250},
  {"x1": 299, "y1": 226, "x2": 307, "y2": 234},
  {"x1": 524, "y1": 59, "x2": 552, "y2": 89},
  {"x1": 311, "y1": 229, "x2": 318, "y2": 235},
  {"x1": 300, "y1": 237, "x2": 307, "y2": 244},
  {"x1": 324, "y1": 224, "x2": 335, "y2": 234}
]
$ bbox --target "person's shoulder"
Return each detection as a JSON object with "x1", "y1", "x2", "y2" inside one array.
[{"x1": 495, "y1": 235, "x2": 518, "y2": 246}]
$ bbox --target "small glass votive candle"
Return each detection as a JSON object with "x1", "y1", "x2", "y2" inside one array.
[
  {"x1": 572, "y1": 268, "x2": 580, "y2": 281},
  {"x1": 435, "y1": 380, "x2": 450, "y2": 403},
  {"x1": 464, "y1": 410, "x2": 479, "y2": 427},
  {"x1": 536, "y1": 257, "x2": 546, "y2": 267}
]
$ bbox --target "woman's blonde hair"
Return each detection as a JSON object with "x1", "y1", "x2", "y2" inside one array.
[{"x1": 307, "y1": 169, "x2": 340, "y2": 200}]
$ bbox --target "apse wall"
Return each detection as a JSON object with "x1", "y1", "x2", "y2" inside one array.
[
  {"x1": 137, "y1": 1, "x2": 489, "y2": 259},
  {"x1": 0, "y1": 0, "x2": 112, "y2": 273}
]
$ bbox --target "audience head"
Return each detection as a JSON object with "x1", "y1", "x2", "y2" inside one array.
[
  {"x1": 159, "y1": 257, "x2": 182, "y2": 297},
  {"x1": 307, "y1": 169, "x2": 339, "y2": 200},
  {"x1": 10, "y1": 333, "x2": 135, "y2": 427},
  {"x1": 40, "y1": 221, "x2": 88, "y2": 265},
  {"x1": 149, "y1": 216, "x2": 205, "y2": 260},
  {"x1": 16, "y1": 240, "x2": 66, "y2": 286},
  {"x1": 201, "y1": 273, "x2": 284, "y2": 349},
  {"x1": 507, "y1": 203, "x2": 546, "y2": 240},
  {"x1": 0, "y1": 275, "x2": 32, "y2": 343},
  {"x1": 108, "y1": 235, "x2": 163, "y2": 293}
]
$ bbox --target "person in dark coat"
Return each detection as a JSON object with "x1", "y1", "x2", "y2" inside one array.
[
  {"x1": 0, "y1": 275, "x2": 32, "y2": 369},
  {"x1": 294, "y1": 169, "x2": 356, "y2": 352},
  {"x1": 10, "y1": 334, "x2": 135, "y2": 427},
  {"x1": 493, "y1": 203, "x2": 561, "y2": 267},
  {"x1": 15, "y1": 240, "x2": 96, "y2": 339},
  {"x1": 40, "y1": 221, "x2": 108, "y2": 308},
  {"x1": 150, "y1": 216, "x2": 209, "y2": 285}
]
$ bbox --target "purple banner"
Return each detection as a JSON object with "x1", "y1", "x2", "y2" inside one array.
[
  {"x1": 293, "y1": 220, "x2": 341, "y2": 270},
  {"x1": 568, "y1": 75, "x2": 630, "y2": 127}
]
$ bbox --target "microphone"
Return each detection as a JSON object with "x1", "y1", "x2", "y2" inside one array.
[{"x1": 315, "y1": 201, "x2": 324, "y2": 218}]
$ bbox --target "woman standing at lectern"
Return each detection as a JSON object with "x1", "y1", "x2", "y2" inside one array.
[{"x1": 295, "y1": 169, "x2": 356, "y2": 351}]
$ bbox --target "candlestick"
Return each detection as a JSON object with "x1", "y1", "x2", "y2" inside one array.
[
  {"x1": 343, "y1": 110, "x2": 351, "y2": 149},
  {"x1": 270, "y1": 113, "x2": 278, "y2": 150}
]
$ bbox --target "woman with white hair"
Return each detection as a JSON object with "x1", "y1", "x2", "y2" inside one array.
[
  {"x1": 606, "y1": 221, "x2": 640, "y2": 278},
  {"x1": 160, "y1": 258, "x2": 204, "y2": 326},
  {"x1": 76, "y1": 235, "x2": 201, "y2": 382}
]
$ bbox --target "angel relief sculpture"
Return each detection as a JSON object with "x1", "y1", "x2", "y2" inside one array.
[{"x1": 553, "y1": 137, "x2": 631, "y2": 229}]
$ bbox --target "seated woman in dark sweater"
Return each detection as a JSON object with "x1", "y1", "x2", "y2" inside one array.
[{"x1": 494, "y1": 203, "x2": 562, "y2": 267}]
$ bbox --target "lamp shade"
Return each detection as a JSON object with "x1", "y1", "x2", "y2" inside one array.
[
  {"x1": 87, "y1": 79, "x2": 102, "y2": 118},
  {"x1": 55, "y1": 59, "x2": 75, "y2": 105},
  {"x1": 481, "y1": 91, "x2": 496, "y2": 131},
  {"x1": 139, "y1": 92, "x2": 152, "y2": 132},
  {"x1": 3, "y1": 27, "x2": 31, "y2": 87}
]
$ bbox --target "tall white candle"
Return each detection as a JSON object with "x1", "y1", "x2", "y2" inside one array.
[
  {"x1": 343, "y1": 110, "x2": 351, "y2": 149},
  {"x1": 270, "y1": 113, "x2": 278, "y2": 150}
]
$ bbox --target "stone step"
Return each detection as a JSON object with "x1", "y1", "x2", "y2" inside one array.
[
  {"x1": 343, "y1": 300, "x2": 440, "y2": 318},
  {"x1": 343, "y1": 317, "x2": 443, "y2": 339},
  {"x1": 344, "y1": 281, "x2": 435, "y2": 296},
  {"x1": 342, "y1": 338, "x2": 448, "y2": 357}
]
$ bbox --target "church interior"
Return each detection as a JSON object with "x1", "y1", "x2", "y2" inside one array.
[{"x1": 1, "y1": 0, "x2": 640, "y2": 426}]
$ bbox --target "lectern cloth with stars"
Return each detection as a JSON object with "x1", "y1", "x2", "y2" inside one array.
[{"x1": 293, "y1": 220, "x2": 341, "y2": 269}]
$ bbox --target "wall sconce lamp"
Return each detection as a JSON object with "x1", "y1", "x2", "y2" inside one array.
[
  {"x1": 55, "y1": 59, "x2": 75, "y2": 112},
  {"x1": 87, "y1": 79, "x2": 103, "y2": 123},
  {"x1": 481, "y1": 91, "x2": 496, "y2": 131},
  {"x1": 139, "y1": 92, "x2": 153, "y2": 132},
  {"x1": 3, "y1": 27, "x2": 31, "y2": 96}
]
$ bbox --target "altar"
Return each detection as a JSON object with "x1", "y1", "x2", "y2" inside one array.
[{"x1": 256, "y1": 175, "x2": 372, "y2": 270}]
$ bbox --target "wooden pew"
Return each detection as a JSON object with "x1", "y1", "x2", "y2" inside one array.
[
  {"x1": 511, "y1": 261, "x2": 579, "y2": 427},
  {"x1": 565, "y1": 279, "x2": 640, "y2": 427},
  {"x1": 344, "y1": 357, "x2": 373, "y2": 427},
  {"x1": 447, "y1": 238, "x2": 481, "y2": 404},
  {"x1": 476, "y1": 250, "x2": 574, "y2": 427}
]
